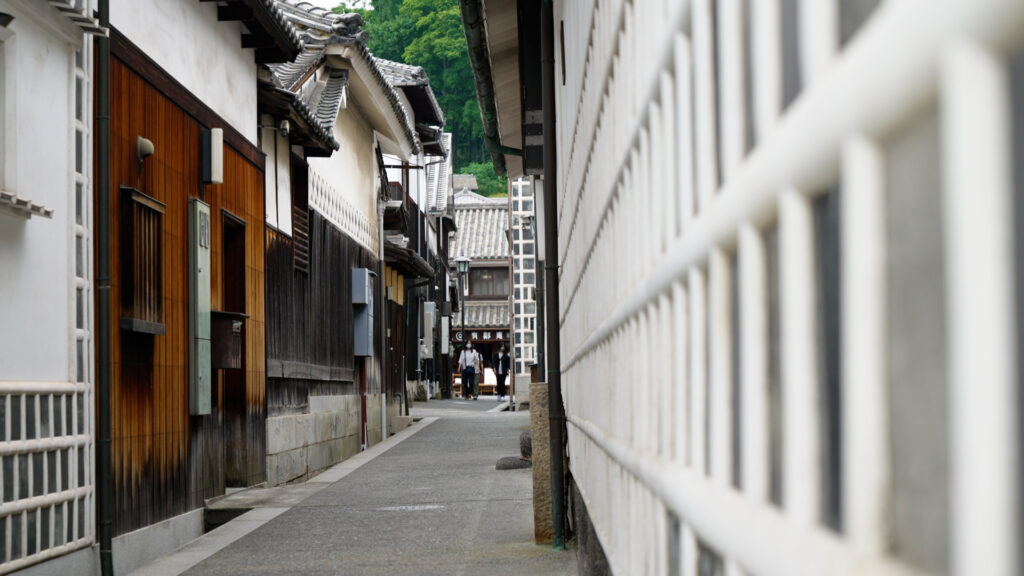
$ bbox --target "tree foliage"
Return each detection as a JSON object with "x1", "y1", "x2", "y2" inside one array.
[
  {"x1": 460, "y1": 161, "x2": 508, "y2": 197},
  {"x1": 334, "y1": 0, "x2": 495, "y2": 176}
]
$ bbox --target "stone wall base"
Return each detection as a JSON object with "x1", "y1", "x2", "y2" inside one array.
[{"x1": 571, "y1": 480, "x2": 612, "y2": 576}]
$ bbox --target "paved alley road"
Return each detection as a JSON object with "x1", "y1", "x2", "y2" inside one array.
[{"x1": 135, "y1": 399, "x2": 574, "y2": 576}]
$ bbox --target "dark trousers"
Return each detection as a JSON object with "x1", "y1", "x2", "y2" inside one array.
[
  {"x1": 496, "y1": 372, "x2": 507, "y2": 397},
  {"x1": 462, "y1": 369, "x2": 476, "y2": 397}
]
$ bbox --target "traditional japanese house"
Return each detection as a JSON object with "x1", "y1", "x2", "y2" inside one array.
[
  {"x1": 0, "y1": 1, "x2": 104, "y2": 573},
  {"x1": 424, "y1": 133, "x2": 456, "y2": 397},
  {"x1": 97, "y1": 0, "x2": 299, "y2": 571},
  {"x1": 256, "y1": 0, "x2": 423, "y2": 486},
  {"x1": 376, "y1": 57, "x2": 449, "y2": 405},
  {"x1": 449, "y1": 187, "x2": 512, "y2": 390}
]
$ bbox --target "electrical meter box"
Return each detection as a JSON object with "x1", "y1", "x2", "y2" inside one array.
[
  {"x1": 421, "y1": 302, "x2": 435, "y2": 359},
  {"x1": 441, "y1": 316, "x2": 450, "y2": 354},
  {"x1": 352, "y1": 267, "x2": 373, "y2": 305},
  {"x1": 189, "y1": 199, "x2": 212, "y2": 415},
  {"x1": 353, "y1": 268, "x2": 375, "y2": 356}
]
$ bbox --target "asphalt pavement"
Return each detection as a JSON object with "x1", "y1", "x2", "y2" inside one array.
[{"x1": 130, "y1": 398, "x2": 574, "y2": 576}]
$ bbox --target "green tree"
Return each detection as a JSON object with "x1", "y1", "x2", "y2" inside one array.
[
  {"x1": 334, "y1": 0, "x2": 495, "y2": 176},
  {"x1": 460, "y1": 161, "x2": 507, "y2": 197}
]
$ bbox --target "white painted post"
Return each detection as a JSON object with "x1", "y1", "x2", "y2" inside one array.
[
  {"x1": 942, "y1": 39, "x2": 1019, "y2": 576},
  {"x1": 800, "y1": 0, "x2": 838, "y2": 86},
  {"x1": 718, "y1": 0, "x2": 746, "y2": 179},
  {"x1": 841, "y1": 136, "x2": 888, "y2": 552},
  {"x1": 779, "y1": 189, "x2": 819, "y2": 526},
  {"x1": 692, "y1": 0, "x2": 720, "y2": 212},
  {"x1": 739, "y1": 225, "x2": 768, "y2": 504},
  {"x1": 751, "y1": 0, "x2": 781, "y2": 141},
  {"x1": 674, "y1": 35, "x2": 697, "y2": 234},
  {"x1": 673, "y1": 281, "x2": 690, "y2": 466},
  {"x1": 689, "y1": 268, "x2": 708, "y2": 475},
  {"x1": 709, "y1": 249, "x2": 733, "y2": 485}
]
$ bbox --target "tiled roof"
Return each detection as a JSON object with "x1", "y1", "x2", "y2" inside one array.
[
  {"x1": 462, "y1": 301, "x2": 510, "y2": 329},
  {"x1": 276, "y1": 0, "x2": 420, "y2": 155},
  {"x1": 425, "y1": 133, "x2": 453, "y2": 213},
  {"x1": 270, "y1": 48, "x2": 325, "y2": 91},
  {"x1": 375, "y1": 58, "x2": 428, "y2": 87},
  {"x1": 451, "y1": 205, "x2": 509, "y2": 260},
  {"x1": 375, "y1": 57, "x2": 445, "y2": 128},
  {"x1": 260, "y1": 53, "x2": 341, "y2": 152},
  {"x1": 309, "y1": 68, "x2": 349, "y2": 131},
  {"x1": 246, "y1": 0, "x2": 305, "y2": 58},
  {"x1": 454, "y1": 189, "x2": 507, "y2": 206}
]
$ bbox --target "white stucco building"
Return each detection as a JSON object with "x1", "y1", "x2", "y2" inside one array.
[
  {"x1": 464, "y1": 0, "x2": 1024, "y2": 574},
  {"x1": 0, "y1": 1, "x2": 103, "y2": 572}
]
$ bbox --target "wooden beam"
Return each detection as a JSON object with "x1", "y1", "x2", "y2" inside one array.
[
  {"x1": 255, "y1": 46, "x2": 290, "y2": 64},
  {"x1": 241, "y1": 33, "x2": 273, "y2": 49},
  {"x1": 217, "y1": 5, "x2": 253, "y2": 21}
]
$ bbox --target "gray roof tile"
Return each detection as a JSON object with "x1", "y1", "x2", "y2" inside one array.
[
  {"x1": 462, "y1": 301, "x2": 510, "y2": 330},
  {"x1": 425, "y1": 133, "x2": 453, "y2": 213},
  {"x1": 275, "y1": 0, "x2": 420, "y2": 155},
  {"x1": 451, "y1": 204, "x2": 509, "y2": 260},
  {"x1": 454, "y1": 189, "x2": 507, "y2": 206},
  {"x1": 269, "y1": 48, "x2": 325, "y2": 90}
]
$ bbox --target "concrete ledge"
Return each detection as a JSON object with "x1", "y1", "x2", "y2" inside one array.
[{"x1": 114, "y1": 508, "x2": 204, "y2": 576}]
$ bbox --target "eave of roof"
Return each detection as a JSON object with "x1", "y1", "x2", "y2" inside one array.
[
  {"x1": 276, "y1": 0, "x2": 421, "y2": 157},
  {"x1": 257, "y1": 72, "x2": 340, "y2": 155},
  {"x1": 228, "y1": 0, "x2": 305, "y2": 63}
]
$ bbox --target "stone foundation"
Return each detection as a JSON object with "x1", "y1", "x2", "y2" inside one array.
[{"x1": 265, "y1": 394, "x2": 365, "y2": 486}]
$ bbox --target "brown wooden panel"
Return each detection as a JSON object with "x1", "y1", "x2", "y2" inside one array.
[{"x1": 103, "y1": 57, "x2": 266, "y2": 536}]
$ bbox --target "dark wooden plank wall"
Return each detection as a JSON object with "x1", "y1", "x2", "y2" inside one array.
[
  {"x1": 265, "y1": 210, "x2": 381, "y2": 416},
  {"x1": 104, "y1": 57, "x2": 266, "y2": 536}
]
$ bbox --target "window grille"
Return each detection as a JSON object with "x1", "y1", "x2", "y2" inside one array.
[
  {"x1": 292, "y1": 204, "x2": 310, "y2": 274},
  {"x1": 119, "y1": 187, "x2": 165, "y2": 334}
]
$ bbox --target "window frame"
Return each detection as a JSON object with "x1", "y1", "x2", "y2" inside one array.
[{"x1": 468, "y1": 266, "x2": 510, "y2": 299}]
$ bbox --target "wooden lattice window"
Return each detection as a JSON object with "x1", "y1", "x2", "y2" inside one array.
[
  {"x1": 292, "y1": 204, "x2": 310, "y2": 274},
  {"x1": 291, "y1": 155, "x2": 310, "y2": 275},
  {"x1": 119, "y1": 186, "x2": 165, "y2": 334}
]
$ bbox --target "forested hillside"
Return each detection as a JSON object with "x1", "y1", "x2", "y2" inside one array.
[{"x1": 335, "y1": 0, "x2": 508, "y2": 196}]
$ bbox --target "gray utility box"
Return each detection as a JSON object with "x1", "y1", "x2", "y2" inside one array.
[
  {"x1": 353, "y1": 268, "x2": 375, "y2": 356},
  {"x1": 189, "y1": 199, "x2": 212, "y2": 415},
  {"x1": 421, "y1": 302, "x2": 435, "y2": 359}
]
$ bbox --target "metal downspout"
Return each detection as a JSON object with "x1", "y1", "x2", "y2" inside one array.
[
  {"x1": 95, "y1": 0, "x2": 114, "y2": 573},
  {"x1": 541, "y1": 0, "x2": 567, "y2": 550}
]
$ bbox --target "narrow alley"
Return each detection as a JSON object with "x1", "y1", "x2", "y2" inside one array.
[{"x1": 131, "y1": 401, "x2": 574, "y2": 576}]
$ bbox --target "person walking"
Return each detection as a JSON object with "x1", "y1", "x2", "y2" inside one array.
[
  {"x1": 493, "y1": 344, "x2": 511, "y2": 401},
  {"x1": 458, "y1": 342, "x2": 481, "y2": 400}
]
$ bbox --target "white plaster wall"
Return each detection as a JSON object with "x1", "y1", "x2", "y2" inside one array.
[
  {"x1": 110, "y1": 0, "x2": 258, "y2": 142},
  {"x1": 308, "y1": 109, "x2": 378, "y2": 242},
  {"x1": 0, "y1": 8, "x2": 76, "y2": 382}
]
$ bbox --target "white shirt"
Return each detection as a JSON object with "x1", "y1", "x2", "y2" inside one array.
[
  {"x1": 459, "y1": 349, "x2": 480, "y2": 371},
  {"x1": 496, "y1": 353, "x2": 505, "y2": 374}
]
